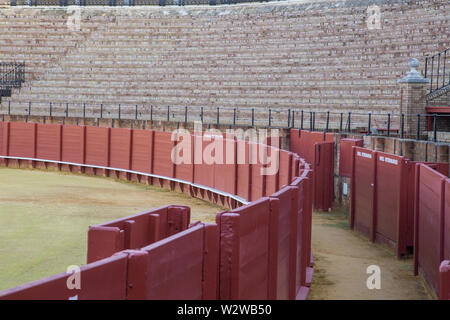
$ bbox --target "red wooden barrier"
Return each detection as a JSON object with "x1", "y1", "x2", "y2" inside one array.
[
  {"x1": 214, "y1": 138, "x2": 237, "y2": 195},
  {"x1": 126, "y1": 223, "x2": 218, "y2": 300},
  {"x1": 440, "y1": 260, "x2": 450, "y2": 300},
  {"x1": 9, "y1": 122, "x2": 35, "y2": 158},
  {"x1": 351, "y1": 147, "x2": 410, "y2": 256},
  {"x1": 173, "y1": 132, "x2": 194, "y2": 182},
  {"x1": 0, "y1": 121, "x2": 315, "y2": 300},
  {"x1": 414, "y1": 164, "x2": 448, "y2": 295},
  {"x1": 61, "y1": 125, "x2": 85, "y2": 164},
  {"x1": 270, "y1": 187, "x2": 299, "y2": 300},
  {"x1": 109, "y1": 128, "x2": 132, "y2": 180},
  {"x1": 217, "y1": 198, "x2": 279, "y2": 300},
  {"x1": 193, "y1": 133, "x2": 215, "y2": 188},
  {"x1": 289, "y1": 129, "x2": 333, "y2": 167},
  {"x1": 314, "y1": 141, "x2": 334, "y2": 211},
  {"x1": 236, "y1": 140, "x2": 251, "y2": 201},
  {"x1": 131, "y1": 129, "x2": 154, "y2": 174},
  {"x1": 339, "y1": 138, "x2": 363, "y2": 177},
  {"x1": 351, "y1": 147, "x2": 376, "y2": 240},
  {"x1": 279, "y1": 151, "x2": 293, "y2": 188},
  {"x1": 85, "y1": 126, "x2": 109, "y2": 167},
  {"x1": 0, "y1": 254, "x2": 128, "y2": 300},
  {"x1": 87, "y1": 205, "x2": 190, "y2": 263},
  {"x1": 264, "y1": 145, "x2": 280, "y2": 196},
  {"x1": 290, "y1": 176, "x2": 313, "y2": 299},
  {"x1": 36, "y1": 123, "x2": 61, "y2": 161}
]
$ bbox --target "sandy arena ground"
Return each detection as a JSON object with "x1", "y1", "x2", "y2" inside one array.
[
  {"x1": 0, "y1": 167, "x2": 224, "y2": 291},
  {"x1": 308, "y1": 210, "x2": 433, "y2": 300}
]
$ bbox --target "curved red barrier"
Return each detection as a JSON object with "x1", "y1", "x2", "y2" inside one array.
[{"x1": 0, "y1": 121, "x2": 313, "y2": 300}]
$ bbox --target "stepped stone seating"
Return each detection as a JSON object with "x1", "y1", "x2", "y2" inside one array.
[{"x1": 0, "y1": 1, "x2": 449, "y2": 128}]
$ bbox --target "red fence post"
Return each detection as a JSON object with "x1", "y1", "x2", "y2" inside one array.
[
  {"x1": 350, "y1": 146, "x2": 356, "y2": 229},
  {"x1": 2, "y1": 122, "x2": 9, "y2": 164},
  {"x1": 414, "y1": 163, "x2": 421, "y2": 275}
]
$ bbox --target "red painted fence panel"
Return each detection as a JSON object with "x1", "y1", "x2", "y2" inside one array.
[
  {"x1": 0, "y1": 254, "x2": 128, "y2": 300},
  {"x1": 131, "y1": 129, "x2": 154, "y2": 174},
  {"x1": 109, "y1": 128, "x2": 131, "y2": 170},
  {"x1": 214, "y1": 138, "x2": 237, "y2": 195},
  {"x1": 289, "y1": 129, "x2": 333, "y2": 167},
  {"x1": 217, "y1": 198, "x2": 278, "y2": 300},
  {"x1": 313, "y1": 141, "x2": 334, "y2": 211},
  {"x1": 61, "y1": 125, "x2": 84, "y2": 164},
  {"x1": 264, "y1": 145, "x2": 280, "y2": 196},
  {"x1": 85, "y1": 126, "x2": 109, "y2": 167},
  {"x1": 339, "y1": 138, "x2": 363, "y2": 177},
  {"x1": 414, "y1": 164, "x2": 446, "y2": 294},
  {"x1": 236, "y1": 140, "x2": 251, "y2": 201},
  {"x1": 351, "y1": 147, "x2": 375, "y2": 239},
  {"x1": 279, "y1": 151, "x2": 293, "y2": 188},
  {"x1": 375, "y1": 151, "x2": 407, "y2": 255},
  {"x1": 8, "y1": 122, "x2": 35, "y2": 158},
  {"x1": 127, "y1": 223, "x2": 218, "y2": 300},
  {"x1": 36, "y1": 123, "x2": 61, "y2": 161},
  {"x1": 173, "y1": 132, "x2": 194, "y2": 182},
  {"x1": 270, "y1": 187, "x2": 298, "y2": 300},
  {"x1": 193, "y1": 133, "x2": 216, "y2": 188},
  {"x1": 87, "y1": 205, "x2": 190, "y2": 263}
]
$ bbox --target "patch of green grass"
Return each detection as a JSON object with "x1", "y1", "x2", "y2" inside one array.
[{"x1": 0, "y1": 167, "x2": 221, "y2": 291}]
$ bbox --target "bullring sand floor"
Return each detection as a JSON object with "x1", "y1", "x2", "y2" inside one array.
[
  {"x1": 0, "y1": 167, "x2": 223, "y2": 291},
  {"x1": 309, "y1": 211, "x2": 432, "y2": 300},
  {"x1": 0, "y1": 167, "x2": 433, "y2": 299}
]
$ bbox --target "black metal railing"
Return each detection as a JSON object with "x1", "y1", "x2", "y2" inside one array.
[
  {"x1": 3, "y1": 101, "x2": 450, "y2": 143},
  {"x1": 0, "y1": 62, "x2": 25, "y2": 89},
  {"x1": 10, "y1": 0, "x2": 275, "y2": 5},
  {"x1": 425, "y1": 48, "x2": 450, "y2": 99}
]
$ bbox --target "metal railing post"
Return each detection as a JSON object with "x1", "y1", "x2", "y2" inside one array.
[
  {"x1": 251, "y1": 108, "x2": 254, "y2": 127},
  {"x1": 401, "y1": 113, "x2": 404, "y2": 139},
  {"x1": 387, "y1": 113, "x2": 391, "y2": 137},
  {"x1": 287, "y1": 109, "x2": 291, "y2": 128},
  {"x1": 268, "y1": 109, "x2": 271, "y2": 127},
  {"x1": 433, "y1": 114, "x2": 437, "y2": 142},
  {"x1": 367, "y1": 112, "x2": 371, "y2": 135},
  {"x1": 233, "y1": 108, "x2": 236, "y2": 126},
  {"x1": 416, "y1": 113, "x2": 420, "y2": 140},
  {"x1": 167, "y1": 105, "x2": 170, "y2": 122},
  {"x1": 300, "y1": 110, "x2": 304, "y2": 130}
]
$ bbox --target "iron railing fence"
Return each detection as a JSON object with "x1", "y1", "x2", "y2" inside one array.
[
  {"x1": 2, "y1": 101, "x2": 450, "y2": 142},
  {"x1": 10, "y1": 0, "x2": 276, "y2": 6},
  {"x1": 425, "y1": 48, "x2": 450, "y2": 99},
  {"x1": 0, "y1": 62, "x2": 25, "y2": 89}
]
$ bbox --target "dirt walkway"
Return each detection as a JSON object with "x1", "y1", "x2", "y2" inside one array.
[{"x1": 308, "y1": 210, "x2": 432, "y2": 300}]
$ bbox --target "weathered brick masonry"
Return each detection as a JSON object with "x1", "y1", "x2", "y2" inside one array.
[{"x1": 0, "y1": 0, "x2": 449, "y2": 121}]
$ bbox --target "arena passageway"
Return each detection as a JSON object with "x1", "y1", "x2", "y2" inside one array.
[{"x1": 308, "y1": 210, "x2": 431, "y2": 300}]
